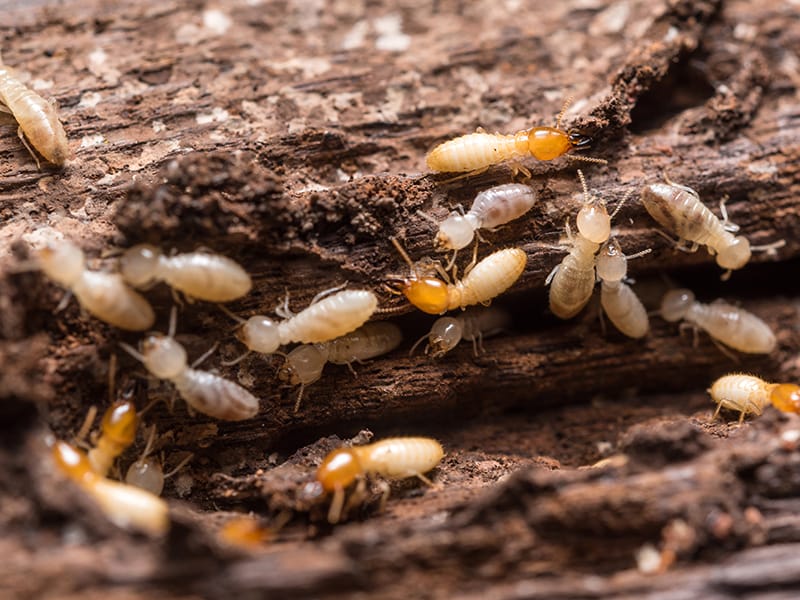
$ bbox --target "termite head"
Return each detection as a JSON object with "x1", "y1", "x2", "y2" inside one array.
[
  {"x1": 567, "y1": 130, "x2": 592, "y2": 149},
  {"x1": 101, "y1": 400, "x2": 139, "y2": 447},
  {"x1": 316, "y1": 447, "x2": 363, "y2": 492},
  {"x1": 716, "y1": 237, "x2": 751, "y2": 271},
  {"x1": 595, "y1": 239, "x2": 627, "y2": 283},
  {"x1": 436, "y1": 213, "x2": 474, "y2": 251},
  {"x1": 575, "y1": 170, "x2": 611, "y2": 244},
  {"x1": 660, "y1": 288, "x2": 695, "y2": 322},
  {"x1": 771, "y1": 384, "x2": 800, "y2": 414},
  {"x1": 428, "y1": 317, "x2": 463, "y2": 358},
  {"x1": 394, "y1": 277, "x2": 450, "y2": 315},
  {"x1": 126, "y1": 457, "x2": 165, "y2": 496},
  {"x1": 37, "y1": 241, "x2": 85, "y2": 287},
  {"x1": 277, "y1": 345, "x2": 326, "y2": 386},
  {"x1": 237, "y1": 316, "x2": 280, "y2": 354},
  {"x1": 140, "y1": 334, "x2": 187, "y2": 379},
  {"x1": 51, "y1": 439, "x2": 94, "y2": 484},
  {"x1": 120, "y1": 244, "x2": 162, "y2": 288}
]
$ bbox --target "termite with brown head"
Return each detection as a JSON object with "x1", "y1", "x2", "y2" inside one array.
[
  {"x1": 425, "y1": 97, "x2": 606, "y2": 177},
  {"x1": 34, "y1": 239, "x2": 156, "y2": 331},
  {"x1": 547, "y1": 170, "x2": 625, "y2": 319},
  {"x1": 120, "y1": 245, "x2": 252, "y2": 303},
  {"x1": 595, "y1": 238, "x2": 651, "y2": 339},
  {"x1": 316, "y1": 437, "x2": 444, "y2": 524},
  {"x1": 120, "y1": 308, "x2": 260, "y2": 420},
  {"x1": 278, "y1": 321, "x2": 403, "y2": 412},
  {"x1": 0, "y1": 56, "x2": 69, "y2": 167},
  {"x1": 386, "y1": 238, "x2": 526, "y2": 315},
  {"x1": 50, "y1": 438, "x2": 169, "y2": 536},
  {"x1": 409, "y1": 306, "x2": 511, "y2": 358},
  {"x1": 125, "y1": 425, "x2": 193, "y2": 495},
  {"x1": 641, "y1": 177, "x2": 785, "y2": 280},
  {"x1": 660, "y1": 288, "x2": 776, "y2": 355},
  {"x1": 709, "y1": 374, "x2": 800, "y2": 423}
]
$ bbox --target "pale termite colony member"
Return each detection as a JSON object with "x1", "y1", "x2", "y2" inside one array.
[
  {"x1": 316, "y1": 437, "x2": 444, "y2": 524},
  {"x1": 125, "y1": 425, "x2": 193, "y2": 495},
  {"x1": 50, "y1": 439, "x2": 169, "y2": 536},
  {"x1": 659, "y1": 288, "x2": 776, "y2": 355},
  {"x1": 425, "y1": 96, "x2": 607, "y2": 177},
  {"x1": 709, "y1": 374, "x2": 800, "y2": 423},
  {"x1": 119, "y1": 244, "x2": 252, "y2": 303},
  {"x1": 409, "y1": 306, "x2": 511, "y2": 358},
  {"x1": 223, "y1": 288, "x2": 379, "y2": 363},
  {"x1": 0, "y1": 54, "x2": 69, "y2": 167},
  {"x1": 640, "y1": 177, "x2": 785, "y2": 280},
  {"x1": 278, "y1": 321, "x2": 403, "y2": 412},
  {"x1": 35, "y1": 239, "x2": 156, "y2": 331},
  {"x1": 595, "y1": 238, "x2": 651, "y2": 339},
  {"x1": 547, "y1": 170, "x2": 624, "y2": 319},
  {"x1": 387, "y1": 238, "x2": 527, "y2": 315},
  {"x1": 120, "y1": 308, "x2": 260, "y2": 421}
]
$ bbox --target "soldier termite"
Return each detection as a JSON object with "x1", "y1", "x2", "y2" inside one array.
[
  {"x1": 316, "y1": 437, "x2": 444, "y2": 524},
  {"x1": 50, "y1": 438, "x2": 169, "y2": 536},
  {"x1": 120, "y1": 245, "x2": 252, "y2": 303},
  {"x1": 278, "y1": 321, "x2": 403, "y2": 412},
  {"x1": 0, "y1": 55, "x2": 69, "y2": 167},
  {"x1": 640, "y1": 178, "x2": 785, "y2": 279},
  {"x1": 547, "y1": 170, "x2": 624, "y2": 319},
  {"x1": 35, "y1": 240, "x2": 156, "y2": 331},
  {"x1": 409, "y1": 306, "x2": 511, "y2": 358},
  {"x1": 387, "y1": 238, "x2": 526, "y2": 315},
  {"x1": 595, "y1": 238, "x2": 651, "y2": 339},
  {"x1": 709, "y1": 374, "x2": 800, "y2": 423},
  {"x1": 425, "y1": 97, "x2": 606, "y2": 176},
  {"x1": 660, "y1": 289, "x2": 776, "y2": 355},
  {"x1": 85, "y1": 400, "x2": 139, "y2": 476},
  {"x1": 120, "y1": 308, "x2": 260, "y2": 421},
  {"x1": 125, "y1": 425, "x2": 193, "y2": 495}
]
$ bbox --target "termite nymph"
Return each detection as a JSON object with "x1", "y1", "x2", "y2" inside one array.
[
  {"x1": 120, "y1": 308, "x2": 260, "y2": 421},
  {"x1": 120, "y1": 244, "x2": 252, "y2": 303},
  {"x1": 316, "y1": 437, "x2": 444, "y2": 524},
  {"x1": 595, "y1": 238, "x2": 651, "y2": 339},
  {"x1": 660, "y1": 288, "x2": 776, "y2": 354},
  {"x1": 125, "y1": 425, "x2": 193, "y2": 495},
  {"x1": 0, "y1": 55, "x2": 69, "y2": 167},
  {"x1": 387, "y1": 238, "x2": 526, "y2": 315},
  {"x1": 35, "y1": 240, "x2": 156, "y2": 331},
  {"x1": 709, "y1": 374, "x2": 800, "y2": 423},
  {"x1": 425, "y1": 97, "x2": 606, "y2": 175},
  {"x1": 409, "y1": 306, "x2": 511, "y2": 358}
]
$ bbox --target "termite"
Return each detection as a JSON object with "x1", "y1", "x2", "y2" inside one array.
[
  {"x1": 409, "y1": 306, "x2": 511, "y2": 358},
  {"x1": 120, "y1": 308, "x2": 260, "y2": 421},
  {"x1": 125, "y1": 425, "x2": 193, "y2": 495},
  {"x1": 425, "y1": 97, "x2": 606, "y2": 176},
  {"x1": 278, "y1": 321, "x2": 403, "y2": 412},
  {"x1": 50, "y1": 439, "x2": 168, "y2": 536},
  {"x1": 641, "y1": 178, "x2": 785, "y2": 279},
  {"x1": 35, "y1": 240, "x2": 155, "y2": 331},
  {"x1": 709, "y1": 374, "x2": 800, "y2": 423},
  {"x1": 387, "y1": 238, "x2": 526, "y2": 315},
  {"x1": 595, "y1": 238, "x2": 651, "y2": 339},
  {"x1": 0, "y1": 55, "x2": 69, "y2": 167},
  {"x1": 86, "y1": 400, "x2": 139, "y2": 476},
  {"x1": 120, "y1": 244, "x2": 252, "y2": 303},
  {"x1": 547, "y1": 170, "x2": 622, "y2": 319},
  {"x1": 316, "y1": 437, "x2": 444, "y2": 524},
  {"x1": 660, "y1": 288, "x2": 776, "y2": 354}
]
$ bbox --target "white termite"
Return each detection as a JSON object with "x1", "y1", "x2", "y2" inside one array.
[
  {"x1": 410, "y1": 306, "x2": 511, "y2": 358},
  {"x1": 36, "y1": 240, "x2": 155, "y2": 331},
  {"x1": 278, "y1": 321, "x2": 403, "y2": 412},
  {"x1": 120, "y1": 244, "x2": 252, "y2": 302},
  {"x1": 660, "y1": 288, "x2": 776, "y2": 354},
  {"x1": 595, "y1": 238, "x2": 651, "y2": 339},
  {"x1": 120, "y1": 308, "x2": 260, "y2": 420},
  {"x1": 125, "y1": 425, "x2": 193, "y2": 495},
  {"x1": 709, "y1": 374, "x2": 776, "y2": 423}
]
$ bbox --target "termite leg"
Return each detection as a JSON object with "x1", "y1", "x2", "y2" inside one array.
[
  {"x1": 17, "y1": 126, "x2": 41, "y2": 169},
  {"x1": 414, "y1": 472, "x2": 435, "y2": 486},
  {"x1": 462, "y1": 240, "x2": 480, "y2": 278},
  {"x1": 509, "y1": 161, "x2": 532, "y2": 181},
  {"x1": 74, "y1": 405, "x2": 98, "y2": 446},
  {"x1": 221, "y1": 350, "x2": 252, "y2": 367},
  {"x1": 708, "y1": 336, "x2": 740, "y2": 364},
  {"x1": 376, "y1": 479, "x2": 391, "y2": 513},
  {"x1": 309, "y1": 281, "x2": 349, "y2": 306},
  {"x1": 545, "y1": 264, "x2": 560, "y2": 286},
  {"x1": 328, "y1": 485, "x2": 346, "y2": 524},
  {"x1": 344, "y1": 361, "x2": 359, "y2": 378},
  {"x1": 275, "y1": 289, "x2": 294, "y2": 320},
  {"x1": 718, "y1": 196, "x2": 740, "y2": 233},
  {"x1": 444, "y1": 250, "x2": 459, "y2": 273},
  {"x1": 434, "y1": 165, "x2": 491, "y2": 185},
  {"x1": 54, "y1": 290, "x2": 74, "y2": 313}
]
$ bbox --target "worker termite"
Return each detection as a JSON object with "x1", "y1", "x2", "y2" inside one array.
[
  {"x1": 0, "y1": 55, "x2": 69, "y2": 167},
  {"x1": 125, "y1": 426, "x2": 193, "y2": 495},
  {"x1": 641, "y1": 178, "x2": 785, "y2": 279},
  {"x1": 120, "y1": 308, "x2": 260, "y2": 421},
  {"x1": 387, "y1": 238, "x2": 526, "y2": 315},
  {"x1": 660, "y1": 289, "x2": 776, "y2": 354},
  {"x1": 316, "y1": 437, "x2": 444, "y2": 524},
  {"x1": 709, "y1": 374, "x2": 800, "y2": 423},
  {"x1": 50, "y1": 439, "x2": 169, "y2": 536},
  {"x1": 35, "y1": 239, "x2": 156, "y2": 331},
  {"x1": 547, "y1": 170, "x2": 622, "y2": 319},
  {"x1": 278, "y1": 321, "x2": 403, "y2": 412},
  {"x1": 425, "y1": 97, "x2": 606, "y2": 176},
  {"x1": 120, "y1": 244, "x2": 252, "y2": 303},
  {"x1": 595, "y1": 238, "x2": 651, "y2": 339},
  {"x1": 409, "y1": 306, "x2": 511, "y2": 358}
]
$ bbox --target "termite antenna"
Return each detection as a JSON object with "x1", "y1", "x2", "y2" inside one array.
[
  {"x1": 167, "y1": 305, "x2": 178, "y2": 338},
  {"x1": 415, "y1": 209, "x2": 439, "y2": 227},
  {"x1": 609, "y1": 189, "x2": 634, "y2": 221},
  {"x1": 163, "y1": 453, "x2": 194, "y2": 479},
  {"x1": 408, "y1": 332, "x2": 430, "y2": 357},
  {"x1": 751, "y1": 239, "x2": 786, "y2": 255},
  {"x1": 119, "y1": 341, "x2": 146, "y2": 363},
  {"x1": 567, "y1": 154, "x2": 608, "y2": 166},
  {"x1": 221, "y1": 350, "x2": 252, "y2": 367},
  {"x1": 217, "y1": 303, "x2": 247, "y2": 327},
  {"x1": 576, "y1": 169, "x2": 590, "y2": 204},
  {"x1": 555, "y1": 95, "x2": 574, "y2": 129},
  {"x1": 390, "y1": 237, "x2": 415, "y2": 269},
  {"x1": 625, "y1": 247, "x2": 653, "y2": 261}
]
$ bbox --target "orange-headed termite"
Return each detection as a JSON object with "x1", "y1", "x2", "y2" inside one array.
[
  {"x1": 709, "y1": 374, "x2": 800, "y2": 423},
  {"x1": 595, "y1": 238, "x2": 651, "y2": 339},
  {"x1": 409, "y1": 306, "x2": 511, "y2": 358},
  {"x1": 86, "y1": 400, "x2": 139, "y2": 476}
]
